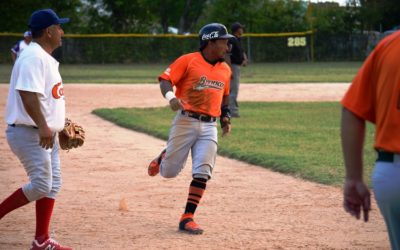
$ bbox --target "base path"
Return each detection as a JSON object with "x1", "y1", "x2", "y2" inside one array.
[{"x1": 0, "y1": 84, "x2": 389, "y2": 249}]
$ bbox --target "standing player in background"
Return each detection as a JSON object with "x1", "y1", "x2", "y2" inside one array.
[
  {"x1": 11, "y1": 31, "x2": 32, "y2": 63},
  {"x1": 225, "y1": 22, "x2": 248, "y2": 118},
  {"x1": 0, "y1": 9, "x2": 72, "y2": 250},
  {"x1": 341, "y1": 31, "x2": 400, "y2": 249},
  {"x1": 147, "y1": 23, "x2": 233, "y2": 234}
]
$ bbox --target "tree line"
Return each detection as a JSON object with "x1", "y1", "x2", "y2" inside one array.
[{"x1": 1, "y1": 0, "x2": 399, "y2": 35}]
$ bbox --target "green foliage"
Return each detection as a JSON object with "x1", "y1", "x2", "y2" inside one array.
[
  {"x1": 93, "y1": 102, "x2": 376, "y2": 186},
  {"x1": 355, "y1": 0, "x2": 400, "y2": 31},
  {"x1": 81, "y1": 0, "x2": 206, "y2": 34},
  {"x1": 198, "y1": 0, "x2": 255, "y2": 31},
  {"x1": 1, "y1": 0, "x2": 396, "y2": 62},
  {"x1": 256, "y1": 0, "x2": 308, "y2": 32},
  {"x1": 1, "y1": 0, "x2": 399, "y2": 35},
  {"x1": 200, "y1": 0, "x2": 308, "y2": 33},
  {"x1": 82, "y1": 0, "x2": 156, "y2": 33},
  {"x1": 155, "y1": 0, "x2": 207, "y2": 33},
  {"x1": 0, "y1": 0, "x2": 82, "y2": 33},
  {"x1": 310, "y1": 4, "x2": 349, "y2": 35}
]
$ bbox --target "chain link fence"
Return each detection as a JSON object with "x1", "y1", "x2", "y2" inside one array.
[{"x1": 0, "y1": 31, "x2": 384, "y2": 64}]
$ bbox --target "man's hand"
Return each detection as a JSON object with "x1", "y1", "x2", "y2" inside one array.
[
  {"x1": 38, "y1": 125, "x2": 54, "y2": 149},
  {"x1": 242, "y1": 52, "x2": 248, "y2": 67},
  {"x1": 169, "y1": 98, "x2": 184, "y2": 111},
  {"x1": 343, "y1": 179, "x2": 371, "y2": 222},
  {"x1": 242, "y1": 58, "x2": 248, "y2": 67},
  {"x1": 18, "y1": 90, "x2": 54, "y2": 149},
  {"x1": 221, "y1": 117, "x2": 231, "y2": 137}
]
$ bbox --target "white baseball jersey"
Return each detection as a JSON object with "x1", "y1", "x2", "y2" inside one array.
[
  {"x1": 11, "y1": 40, "x2": 30, "y2": 58},
  {"x1": 5, "y1": 42, "x2": 66, "y2": 132}
]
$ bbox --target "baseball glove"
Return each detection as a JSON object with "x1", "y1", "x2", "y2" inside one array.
[{"x1": 59, "y1": 118, "x2": 85, "y2": 150}]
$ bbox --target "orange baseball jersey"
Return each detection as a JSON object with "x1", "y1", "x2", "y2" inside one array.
[
  {"x1": 341, "y1": 31, "x2": 400, "y2": 153},
  {"x1": 159, "y1": 52, "x2": 231, "y2": 117}
]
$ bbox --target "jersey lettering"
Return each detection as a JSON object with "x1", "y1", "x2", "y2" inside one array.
[
  {"x1": 52, "y1": 82, "x2": 64, "y2": 99},
  {"x1": 159, "y1": 52, "x2": 231, "y2": 117},
  {"x1": 194, "y1": 76, "x2": 224, "y2": 91}
]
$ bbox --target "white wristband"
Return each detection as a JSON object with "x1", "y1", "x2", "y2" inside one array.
[{"x1": 164, "y1": 91, "x2": 176, "y2": 101}]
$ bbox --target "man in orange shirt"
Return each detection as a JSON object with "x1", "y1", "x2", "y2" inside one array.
[
  {"x1": 341, "y1": 31, "x2": 400, "y2": 249},
  {"x1": 147, "y1": 23, "x2": 233, "y2": 234}
]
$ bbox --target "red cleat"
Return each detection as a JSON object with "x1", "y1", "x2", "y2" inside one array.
[{"x1": 147, "y1": 149, "x2": 166, "y2": 176}]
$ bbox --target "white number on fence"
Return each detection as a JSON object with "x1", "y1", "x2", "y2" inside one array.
[{"x1": 287, "y1": 37, "x2": 307, "y2": 47}]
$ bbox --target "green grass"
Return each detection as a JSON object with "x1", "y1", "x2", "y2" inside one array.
[
  {"x1": 241, "y1": 62, "x2": 362, "y2": 83},
  {"x1": 93, "y1": 102, "x2": 376, "y2": 186},
  {"x1": 0, "y1": 62, "x2": 361, "y2": 83},
  {"x1": 59, "y1": 64, "x2": 167, "y2": 83}
]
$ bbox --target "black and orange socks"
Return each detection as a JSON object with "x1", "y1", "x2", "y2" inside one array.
[{"x1": 184, "y1": 178, "x2": 207, "y2": 215}]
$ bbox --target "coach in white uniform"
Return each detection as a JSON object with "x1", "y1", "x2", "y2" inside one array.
[{"x1": 0, "y1": 9, "x2": 73, "y2": 250}]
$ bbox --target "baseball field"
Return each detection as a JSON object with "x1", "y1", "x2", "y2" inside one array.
[
  {"x1": 0, "y1": 62, "x2": 362, "y2": 84},
  {"x1": 0, "y1": 63, "x2": 390, "y2": 249}
]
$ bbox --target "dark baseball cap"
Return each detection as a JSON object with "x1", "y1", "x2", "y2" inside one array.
[
  {"x1": 231, "y1": 22, "x2": 245, "y2": 32},
  {"x1": 28, "y1": 9, "x2": 70, "y2": 31},
  {"x1": 199, "y1": 23, "x2": 234, "y2": 41}
]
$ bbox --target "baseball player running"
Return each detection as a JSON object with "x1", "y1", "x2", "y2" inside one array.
[
  {"x1": 147, "y1": 23, "x2": 233, "y2": 234},
  {"x1": 0, "y1": 9, "x2": 72, "y2": 250},
  {"x1": 341, "y1": 30, "x2": 400, "y2": 248}
]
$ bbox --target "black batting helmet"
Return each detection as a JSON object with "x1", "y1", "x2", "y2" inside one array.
[{"x1": 199, "y1": 23, "x2": 234, "y2": 50}]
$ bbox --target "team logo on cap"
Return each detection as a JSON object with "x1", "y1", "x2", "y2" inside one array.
[
  {"x1": 52, "y1": 82, "x2": 64, "y2": 99},
  {"x1": 202, "y1": 31, "x2": 219, "y2": 40}
]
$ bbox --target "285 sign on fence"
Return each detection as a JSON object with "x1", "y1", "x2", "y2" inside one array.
[{"x1": 287, "y1": 37, "x2": 307, "y2": 47}]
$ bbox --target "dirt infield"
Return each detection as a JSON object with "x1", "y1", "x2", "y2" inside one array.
[{"x1": 0, "y1": 84, "x2": 390, "y2": 250}]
